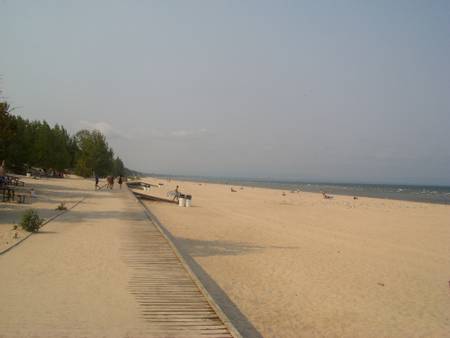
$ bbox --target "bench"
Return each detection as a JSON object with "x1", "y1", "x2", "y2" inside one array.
[{"x1": 15, "y1": 193, "x2": 29, "y2": 204}]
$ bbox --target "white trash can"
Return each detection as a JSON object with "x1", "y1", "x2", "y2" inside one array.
[
  {"x1": 185, "y1": 194, "x2": 192, "y2": 207},
  {"x1": 178, "y1": 197, "x2": 185, "y2": 207}
]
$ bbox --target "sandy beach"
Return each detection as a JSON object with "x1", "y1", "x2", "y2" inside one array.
[
  {"x1": 0, "y1": 176, "x2": 92, "y2": 253},
  {"x1": 1, "y1": 175, "x2": 449, "y2": 337},
  {"x1": 0, "y1": 176, "x2": 238, "y2": 337},
  {"x1": 139, "y1": 177, "x2": 450, "y2": 337},
  {"x1": 4, "y1": 2, "x2": 449, "y2": 336}
]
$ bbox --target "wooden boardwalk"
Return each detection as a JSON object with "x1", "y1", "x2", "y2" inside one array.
[
  {"x1": 0, "y1": 182, "x2": 240, "y2": 338},
  {"x1": 123, "y1": 190, "x2": 241, "y2": 338}
]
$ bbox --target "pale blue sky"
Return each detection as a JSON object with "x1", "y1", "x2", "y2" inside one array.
[{"x1": 1, "y1": 1, "x2": 450, "y2": 184}]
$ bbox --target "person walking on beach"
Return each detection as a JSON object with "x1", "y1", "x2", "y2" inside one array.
[
  {"x1": 95, "y1": 173, "x2": 99, "y2": 190},
  {"x1": 106, "y1": 175, "x2": 114, "y2": 189},
  {"x1": 118, "y1": 175, "x2": 123, "y2": 189}
]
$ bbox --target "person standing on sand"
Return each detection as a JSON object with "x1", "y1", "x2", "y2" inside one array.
[
  {"x1": 95, "y1": 174, "x2": 99, "y2": 190},
  {"x1": 106, "y1": 175, "x2": 113, "y2": 189},
  {"x1": 118, "y1": 175, "x2": 123, "y2": 189},
  {"x1": 173, "y1": 185, "x2": 179, "y2": 201}
]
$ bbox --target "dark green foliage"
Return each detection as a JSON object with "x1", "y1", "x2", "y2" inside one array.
[
  {"x1": 0, "y1": 99, "x2": 129, "y2": 177},
  {"x1": 20, "y1": 209, "x2": 44, "y2": 232},
  {"x1": 0, "y1": 102, "x2": 18, "y2": 167},
  {"x1": 74, "y1": 130, "x2": 115, "y2": 177},
  {"x1": 112, "y1": 157, "x2": 125, "y2": 177}
]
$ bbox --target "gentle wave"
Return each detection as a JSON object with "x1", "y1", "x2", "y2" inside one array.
[{"x1": 155, "y1": 175, "x2": 450, "y2": 205}]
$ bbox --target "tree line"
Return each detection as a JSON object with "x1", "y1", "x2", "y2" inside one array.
[{"x1": 0, "y1": 101, "x2": 127, "y2": 178}]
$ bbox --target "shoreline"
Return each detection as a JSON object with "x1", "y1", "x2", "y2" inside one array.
[
  {"x1": 2, "y1": 176, "x2": 449, "y2": 336},
  {"x1": 145, "y1": 175, "x2": 450, "y2": 206}
]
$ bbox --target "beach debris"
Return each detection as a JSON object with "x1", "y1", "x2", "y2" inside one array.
[
  {"x1": 282, "y1": 192, "x2": 286, "y2": 196},
  {"x1": 377, "y1": 282, "x2": 385, "y2": 287},
  {"x1": 353, "y1": 196, "x2": 358, "y2": 200},
  {"x1": 56, "y1": 202, "x2": 67, "y2": 211},
  {"x1": 231, "y1": 188, "x2": 237, "y2": 192},
  {"x1": 322, "y1": 192, "x2": 333, "y2": 199}
]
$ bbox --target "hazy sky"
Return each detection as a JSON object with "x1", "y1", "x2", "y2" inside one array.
[{"x1": 1, "y1": 1, "x2": 450, "y2": 185}]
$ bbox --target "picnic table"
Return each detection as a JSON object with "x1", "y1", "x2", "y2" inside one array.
[
  {"x1": 1, "y1": 185, "x2": 15, "y2": 202},
  {"x1": 6, "y1": 175, "x2": 25, "y2": 186},
  {"x1": 1, "y1": 184, "x2": 31, "y2": 203}
]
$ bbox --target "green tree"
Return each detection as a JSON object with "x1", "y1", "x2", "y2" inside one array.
[
  {"x1": 74, "y1": 129, "x2": 114, "y2": 177},
  {"x1": 51, "y1": 124, "x2": 71, "y2": 171},
  {"x1": 112, "y1": 157, "x2": 125, "y2": 177},
  {"x1": 7, "y1": 116, "x2": 32, "y2": 172},
  {"x1": 32, "y1": 121, "x2": 53, "y2": 169},
  {"x1": 0, "y1": 102, "x2": 18, "y2": 166},
  {"x1": 1, "y1": 99, "x2": 128, "y2": 176}
]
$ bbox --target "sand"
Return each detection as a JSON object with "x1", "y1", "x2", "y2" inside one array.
[
  {"x1": 0, "y1": 176, "x2": 241, "y2": 337},
  {"x1": 0, "y1": 176, "x2": 92, "y2": 253},
  {"x1": 1, "y1": 175, "x2": 449, "y2": 337},
  {"x1": 0, "y1": 178, "x2": 148, "y2": 337},
  {"x1": 140, "y1": 177, "x2": 450, "y2": 337}
]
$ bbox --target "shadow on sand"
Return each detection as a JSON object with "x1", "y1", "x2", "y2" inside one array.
[
  {"x1": 151, "y1": 222, "x2": 265, "y2": 337},
  {"x1": 34, "y1": 230, "x2": 59, "y2": 235},
  {"x1": 57, "y1": 209, "x2": 145, "y2": 223},
  {"x1": 175, "y1": 237, "x2": 298, "y2": 258},
  {"x1": 175, "y1": 238, "x2": 265, "y2": 257}
]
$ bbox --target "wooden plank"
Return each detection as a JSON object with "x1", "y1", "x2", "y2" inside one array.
[
  {"x1": 132, "y1": 190, "x2": 178, "y2": 204},
  {"x1": 119, "y1": 188, "x2": 242, "y2": 338}
]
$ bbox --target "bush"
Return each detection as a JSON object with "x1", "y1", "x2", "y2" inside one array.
[
  {"x1": 55, "y1": 202, "x2": 67, "y2": 211},
  {"x1": 20, "y1": 209, "x2": 44, "y2": 232}
]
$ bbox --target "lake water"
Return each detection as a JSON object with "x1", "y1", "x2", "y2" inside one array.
[{"x1": 154, "y1": 175, "x2": 450, "y2": 205}]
